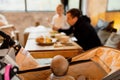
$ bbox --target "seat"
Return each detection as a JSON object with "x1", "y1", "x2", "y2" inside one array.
[
  {"x1": 0, "y1": 24, "x2": 19, "y2": 41},
  {"x1": 72, "y1": 46, "x2": 120, "y2": 80},
  {"x1": 96, "y1": 19, "x2": 117, "y2": 45}
]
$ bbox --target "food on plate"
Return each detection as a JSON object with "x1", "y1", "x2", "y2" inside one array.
[
  {"x1": 36, "y1": 36, "x2": 44, "y2": 43},
  {"x1": 36, "y1": 36, "x2": 52, "y2": 44},
  {"x1": 50, "y1": 30, "x2": 58, "y2": 38},
  {"x1": 46, "y1": 37, "x2": 52, "y2": 43}
]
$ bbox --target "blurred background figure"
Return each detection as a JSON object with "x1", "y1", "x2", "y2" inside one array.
[
  {"x1": 0, "y1": 14, "x2": 18, "y2": 41},
  {"x1": 47, "y1": 55, "x2": 75, "y2": 80},
  {"x1": 60, "y1": 0, "x2": 69, "y2": 14},
  {"x1": 51, "y1": 4, "x2": 70, "y2": 31},
  {"x1": 0, "y1": 14, "x2": 8, "y2": 26}
]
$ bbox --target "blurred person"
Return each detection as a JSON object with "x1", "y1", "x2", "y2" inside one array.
[
  {"x1": 0, "y1": 14, "x2": 8, "y2": 26},
  {"x1": 58, "y1": 8, "x2": 102, "y2": 51},
  {"x1": 0, "y1": 14, "x2": 17, "y2": 39},
  {"x1": 47, "y1": 55, "x2": 75, "y2": 80},
  {"x1": 51, "y1": 4, "x2": 70, "y2": 31}
]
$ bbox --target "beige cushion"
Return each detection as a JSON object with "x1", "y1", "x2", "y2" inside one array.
[
  {"x1": 104, "y1": 32, "x2": 120, "y2": 48},
  {"x1": 97, "y1": 30, "x2": 111, "y2": 44}
]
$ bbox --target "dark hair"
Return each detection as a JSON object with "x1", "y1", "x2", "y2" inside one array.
[{"x1": 67, "y1": 8, "x2": 82, "y2": 18}]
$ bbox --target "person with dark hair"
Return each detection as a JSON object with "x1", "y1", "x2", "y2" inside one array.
[{"x1": 58, "y1": 8, "x2": 102, "y2": 51}]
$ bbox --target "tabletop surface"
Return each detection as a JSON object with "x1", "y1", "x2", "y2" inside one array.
[
  {"x1": 25, "y1": 26, "x2": 82, "y2": 52},
  {"x1": 25, "y1": 38, "x2": 81, "y2": 51}
]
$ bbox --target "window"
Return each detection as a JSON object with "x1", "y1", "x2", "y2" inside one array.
[
  {"x1": 27, "y1": 0, "x2": 60, "y2": 11},
  {"x1": 0, "y1": 0, "x2": 25, "y2": 11},
  {"x1": 107, "y1": 0, "x2": 120, "y2": 11},
  {"x1": 0, "y1": 0, "x2": 80, "y2": 12},
  {"x1": 69, "y1": 0, "x2": 79, "y2": 9}
]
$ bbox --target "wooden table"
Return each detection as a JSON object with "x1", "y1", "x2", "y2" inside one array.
[{"x1": 25, "y1": 32, "x2": 83, "y2": 58}]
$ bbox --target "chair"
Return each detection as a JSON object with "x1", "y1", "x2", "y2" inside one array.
[
  {"x1": 72, "y1": 46, "x2": 120, "y2": 80},
  {"x1": 0, "y1": 24, "x2": 19, "y2": 41},
  {"x1": 95, "y1": 19, "x2": 117, "y2": 46}
]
